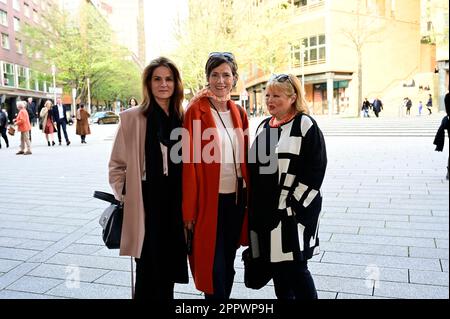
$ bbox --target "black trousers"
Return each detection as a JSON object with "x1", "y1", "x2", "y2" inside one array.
[
  {"x1": 56, "y1": 120, "x2": 69, "y2": 143},
  {"x1": 0, "y1": 127, "x2": 8, "y2": 147},
  {"x1": 272, "y1": 260, "x2": 318, "y2": 299},
  {"x1": 205, "y1": 193, "x2": 244, "y2": 300}
]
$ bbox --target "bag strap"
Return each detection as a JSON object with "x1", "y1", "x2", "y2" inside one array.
[{"x1": 93, "y1": 191, "x2": 121, "y2": 205}]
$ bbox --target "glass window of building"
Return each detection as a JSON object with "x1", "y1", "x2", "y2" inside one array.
[
  {"x1": 15, "y1": 38, "x2": 22, "y2": 54},
  {"x1": 29, "y1": 69, "x2": 39, "y2": 90},
  {"x1": 1, "y1": 32, "x2": 10, "y2": 49},
  {"x1": 17, "y1": 65, "x2": 28, "y2": 89},
  {"x1": 13, "y1": 0, "x2": 21, "y2": 12},
  {"x1": 2, "y1": 62, "x2": 15, "y2": 87},
  {"x1": 24, "y1": 3, "x2": 31, "y2": 18},
  {"x1": 13, "y1": 17, "x2": 20, "y2": 31},
  {"x1": 0, "y1": 10, "x2": 7, "y2": 27}
]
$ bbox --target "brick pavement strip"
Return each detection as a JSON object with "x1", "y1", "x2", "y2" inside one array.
[{"x1": 0, "y1": 123, "x2": 448, "y2": 299}]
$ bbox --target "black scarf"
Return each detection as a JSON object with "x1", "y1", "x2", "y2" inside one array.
[{"x1": 145, "y1": 100, "x2": 182, "y2": 182}]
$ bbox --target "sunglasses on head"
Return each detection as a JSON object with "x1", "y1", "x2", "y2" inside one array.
[
  {"x1": 270, "y1": 74, "x2": 297, "y2": 93},
  {"x1": 208, "y1": 52, "x2": 235, "y2": 60}
]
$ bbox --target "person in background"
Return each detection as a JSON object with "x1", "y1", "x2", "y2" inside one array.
[
  {"x1": 248, "y1": 74, "x2": 327, "y2": 299},
  {"x1": 14, "y1": 101, "x2": 32, "y2": 155},
  {"x1": 128, "y1": 97, "x2": 139, "y2": 109},
  {"x1": 0, "y1": 108, "x2": 8, "y2": 149},
  {"x1": 433, "y1": 90, "x2": 450, "y2": 180},
  {"x1": 426, "y1": 94, "x2": 433, "y2": 115},
  {"x1": 182, "y1": 52, "x2": 249, "y2": 299},
  {"x1": 109, "y1": 57, "x2": 188, "y2": 299},
  {"x1": 40, "y1": 100, "x2": 56, "y2": 146},
  {"x1": 372, "y1": 97, "x2": 383, "y2": 117},
  {"x1": 418, "y1": 101, "x2": 423, "y2": 115},
  {"x1": 361, "y1": 97, "x2": 371, "y2": 117},
  {"x1": 405, "y1": 97, "x2": 412, "y2": 116},
  {"x1": 52, "y1": 98, "x2": 71, "y2": 146},
  {"x1": 76, "y1": 104, "x2": 91, "y2": 144}
]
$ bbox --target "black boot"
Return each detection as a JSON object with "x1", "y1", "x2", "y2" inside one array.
[
  {"x1": 52, "y1": 141, "x2": 55, "y2": 146},
  {"x1": 48, "y1": 141, "x2": 51, "y2": 146}
]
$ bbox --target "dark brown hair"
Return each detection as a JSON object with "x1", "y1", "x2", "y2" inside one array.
[
  {"x1": 205, "y1": 53, "x2": 239, "y2": 87},
  {"x1": 140, "y1": 57, "x2": 184, "y2": 120}
]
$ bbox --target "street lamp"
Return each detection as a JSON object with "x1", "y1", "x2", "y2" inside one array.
[
  {"x1": 51, "y1": 64, "x2": 56, "y2": 105},
  {"x1": 87, "y1": 77, "x2": 91, "y2": 114}
]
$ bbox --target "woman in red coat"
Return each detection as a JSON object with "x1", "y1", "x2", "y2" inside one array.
[{"x1": 182, "y1": 52, "x2": 249, "y2": 299}]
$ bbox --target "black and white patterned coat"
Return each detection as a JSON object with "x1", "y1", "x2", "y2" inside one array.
[{"x1": 248, "y1": 113, "x2": 327, "y2": 263}]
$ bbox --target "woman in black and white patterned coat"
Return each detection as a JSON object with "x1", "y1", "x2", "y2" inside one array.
[{"x1": 248, "y1": 74, "x2": 327, "y2": 299}]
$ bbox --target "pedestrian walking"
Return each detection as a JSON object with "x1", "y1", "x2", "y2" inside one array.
[
  {"x1": 372, "y1": 97, "x2": 383, "y2": 117},
  {"x1": 248, "y1": 74, "x2": 327, "y2": 299},
  {"x1": 14, "y1": 101, "x2": 32, "y2": 155},
  {"x1": 109, "y1": 57, "x2": 188, "y2": 300},
  {"x1": 0, "y1": 108, "x2": 9, "y2": 149},
  {"x1": 361, "y1": 98, "x2": 371, "y2": 117},
  {"x1": 182, "y1": 52, "x2": 249, "y2": 299},
  {"x1": 433, "y1": 91, "x2": 450, "y2": 179},
  {"x1": 39, "y1": 100, "x2": 56, "y2": 146},
  {"x1": 404, "y1": 97, "x2": 412, "y2": 116},
  {"x1": 26, "y1": 97, "x2": 36, "y2": 142},
  {"x1": 52, "y1": 98, "x2": 71, "y2": 146},
  {"x1": 426, "y1": 94, "x2": 433, "y2": 115},
  {"x1": 75, "y1": 104, "x2": 91, "y2": 144},
  {"x1": 418, "y1": 101, "x2": 423, "y2": 115}
]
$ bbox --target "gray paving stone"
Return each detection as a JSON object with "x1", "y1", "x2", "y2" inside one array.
[
  {"x1": 410, "y1": 216, "x2": 449, "y2": 224},
  {"x1": 317, "y1": 291, "x2": 338, "y2": 299},
  {"x1": 321, "y1": 218, "x2": 385, "y2": 228},
  {"x1": 441, "y1": 259, "x2": 448, "y2": 272},
  {"x1": 435, "y1": 239, "x2": 449, "y2": 249},
  {"x1": 386, "y1": 221, "x2": 448, "y2": 231},
  {"x1": 94, "y1": 270, "x2": 132, "y2": 286},
  {"x1": 314, "y1": 275, "x2": 373, "y2": 296},
  {"x1": 0, "y1": 262, "x2": 40, "y2": 290},
  {"x1": 337, "y1": 293, "x2": 393, "y2": 299},
  {"x1": 28, "y1": 264, "x2": 108, "y2": 282},
  {"x1": 409, "y1": 247, "x2": 449, "y2": 259},
  {"x1": 371, "y1": 203, "x2": 448, "y2": 211},
  {"x1": 326, "y1": 212, "x2": 408, "y2": 222},
  {"x1": 319, "y1": 225, "x2": 360, "y2": 234},
  {"x1": 309, "y1": 261, "x2": 408, "y2": 283},
  {"x1": 174, "y1": 292, "x2": 203, "y2": 299},
  {"x1": 0, "y1": 290, "x2": 64, "y2": 299},
  {"x1": 230, "y1": 282, "x2": 276, "y2": 299},
  {"x1": 321, "y1": 241, "x2": 408, "y2": 257},
  {"x1": 27, "y1": 216, "x2": 88, "y2": 226},
  {"x1": 174, "y1": 282, "x2": 205, "y2": 296},
  {"x1": 0, "y1": 259, "x2": 21, "y2": 272},
  {"x1": 321, "y1": 251, "x2": 442, "y2": 271},
  {"x1": 0, "y1": 214, "x2": 31, "y2": 222},
  {"x1": 0, "y1": 229, "x2": 67, "y2": 241},
  {"x1": 0, "y1": 247, "x2": 39, "y2": 261},
  {"x1": 0, "y1": 237, "x2": 29, "y2": 248},
  {"x1": 7, "y1": 275, "x2": 63, "y2": 294},
  {"x1": 330, "y1": 233, "x2": 436, "y2": 248},
  {"x1": 62, "y1": 243, "x2": 104, "y2": 255},
  {"x1": 373, "y1": 281, "x2": 449, "y2": 299},
  {"x1": 46, "y1": 281, "x2": 131, "y2": 299},
  {"x1": 409, "y1": 269, "x2": 449, "y2": 286},
  {"x1": 46, "y1": 253, "x2": 130, "y2": 271},
  {"x1": 347, "y1": 207, "x2": 432, "y2": 216},
  {"x1": 432, "y1": 210, "x2": 449, "y2": 217},
  {"x1": 359, "y1": 227, "x2": 449, "y2": 239},
  {"x1": 16, "y1": 239, "x2": 56, "y2": 250},
  {"x1": 75, "y1": 234, "x2": 104, "y2": 245}
]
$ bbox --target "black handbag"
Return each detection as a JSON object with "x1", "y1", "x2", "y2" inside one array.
[
  {"x1": 94, "y1": 191, "x2": 123, "y2": 249},
  {"x1": 242, "y1": 247, "x2": 272, "y2": 290}
]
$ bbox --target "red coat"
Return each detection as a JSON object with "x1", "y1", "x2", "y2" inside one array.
[
  {"x1": 15, "y1": 108, "x2": 31, "y2": 132},
  {"x1": 182, "y1": 97, "x2": 249, "y2": 294}
]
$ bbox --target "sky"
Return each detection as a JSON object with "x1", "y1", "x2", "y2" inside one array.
[{"x1": 144, "y1": 0, "x2": 188, "y2": 61}]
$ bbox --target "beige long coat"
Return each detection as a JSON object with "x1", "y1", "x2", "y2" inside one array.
[
  {"x1": 109, "y1": 107, "x2": 146, "y2": 258},
  {"x1": 39, "y1": 107, "x2": 52, "y2": 133}
]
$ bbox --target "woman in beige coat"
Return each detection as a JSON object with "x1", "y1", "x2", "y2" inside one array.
[
  {"x1": 75, "y1": 104, "x2": 91, "y2": 143},
  {"x1": 108, "y1": 57, "x2": 188, "y2": 299},
  {"x1": 39, "y1": 100, "x2": 56, "y2": 146}
]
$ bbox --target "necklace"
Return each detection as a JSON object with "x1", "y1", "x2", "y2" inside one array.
[{"x1": 269, "y1": 112, "x2": 297, "y2": 128}]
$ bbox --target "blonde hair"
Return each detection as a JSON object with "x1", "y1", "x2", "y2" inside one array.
[
  {"x1": 44, "y1": 100, "x2": 53, "y2": 109},
  {"x1": 265, "y1": 74, "x2": 309, "y2": 114}
]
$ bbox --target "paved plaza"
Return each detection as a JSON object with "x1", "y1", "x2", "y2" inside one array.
[{"x1": 0, "y1": 114, "x2": 448, "y2": 299}]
